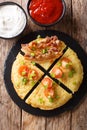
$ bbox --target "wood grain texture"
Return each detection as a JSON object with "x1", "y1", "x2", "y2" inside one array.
[
  {"x1": 72, "y1": 0, "x2": 87, "y2": 49},
  {"x1": 71, "y1": 0, "x2": 87, "y2": 130},
  {"x1": 0, "y1": 39, "x2": 21, "y2": 130},
  {"x1": 0, "y1": 0, "x2": 87, "y2": 130},
  {"x1": 46, "y1": 112, "x2": 71, "y2": 130},
  {"x1": 22, "y1": 111, "x2": 46, "y2": 130},
  {"x1": 0, "y1": 1, "x2": 21, "y2": 130}
]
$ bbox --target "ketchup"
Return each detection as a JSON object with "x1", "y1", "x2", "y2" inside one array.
[{"x1": 29, "y1": 0, "x2": 63, "y2": 24}]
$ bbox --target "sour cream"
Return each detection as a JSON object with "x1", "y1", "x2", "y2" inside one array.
[{"x1": 0, "y1": 4, "x2": 27, "y2": 38}]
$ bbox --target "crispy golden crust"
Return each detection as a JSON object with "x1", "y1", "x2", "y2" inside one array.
[
  {"x1": 50, "y1": 48, "x2": 84, "y2": 93},
  {"x1": 11, "y1": 53, "x2": 43, "y2": 99},
  {"x1": 25, "y1": 76, "x2": 72, "y2": 110}
]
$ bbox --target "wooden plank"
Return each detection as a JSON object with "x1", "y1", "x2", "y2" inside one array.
[
  {"x1": 22, "y1": 111, "x2": 46, "y2": 130},
  {"x1": 71, "y1": 0, "x2": 87, "y2": 130},
  {"x1": 0, "y1": 0, "x2": 22, "y2": 130},
  {"x1": 46, "y1": 112, "x2": 71, "y2": 130},
  {"x1": 72, "y1": 0, "x2": 87, "y2": 49},
  {"x1": 0, "y1": 39, "x2": 21, "y2": 130}
]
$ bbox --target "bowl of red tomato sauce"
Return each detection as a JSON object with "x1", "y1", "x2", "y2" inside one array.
[{"x1": 27, "y1": 0, "x2": 66, "y2": 27}]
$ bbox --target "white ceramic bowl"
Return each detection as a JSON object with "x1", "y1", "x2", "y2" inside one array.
[{"x1": 0, "y1": 2, "x2": 27, "y2": 39}]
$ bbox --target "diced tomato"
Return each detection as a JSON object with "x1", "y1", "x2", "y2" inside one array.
[
  {"x1": 18, "y1": 65, "x2": 29, "y2": 76},
  {"x1": 29, "y1": 69, "x2": 38, "y2": 80},
  {"x1": 61, "y1": 57, "x2": 71, "y2": 68},
  {"x1": 42, "y1": 77, "x2": 53, "y2": 88},
  {"x1": 51, "y1": 67, "x2": 63, "y2": 78},
  {"x1": 44, "y1": 88, "x2": 54, "y2": 98}
]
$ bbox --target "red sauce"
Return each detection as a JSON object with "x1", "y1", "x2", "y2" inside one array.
[{"x1": 29, "y1": 0, "x2": 63, "y2": 24}]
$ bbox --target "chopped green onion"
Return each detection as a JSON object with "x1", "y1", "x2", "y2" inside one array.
[
  {"x1": 65, "y1": 62, "x2": 72, "y2": 68},
  {"x1": 57, "y1": 61, "x2": 62, "y2": 67},
  {"x1": 22, "y1": 77, "x2": 28, "y2": 85},
  {"x1": 29, "y1": 77, "x2": 33, "y2": 80},
  {"x1": 30, "y1": 52, "x2": 35, "y2": 57},
  {"x1": 31, "y1": 81, "x2": 36, "y2": 86},
  {"x1": 68, "y1": 69, "x2": 76, "y2": 78},
  {"x1": 48, "y1": 96, "x2": 54, "y2": 103},
  {"x1": 37, "y1": 35, "x2": 41, "y2": 39},
  {"x1": 29, "y1": 71, "x2": 36, "y2": 80},
  {"x1": 31, "y1": 47, "x2": 35, "y2": 51},
  {"x1": 21, "y1": 61, "x2": 25, "y2": 65},
  {"x1": 38, "y1": 98, "x2": 44, "y2": 104},
  {"x1": 22, "y1": 71, "x2": 27, "y2": 76},
  {"x1": 44, "y1": 85, "x2": 48, "y2": 89},
  {"x1": 31, "y1": 61, "x2": 36, "y2": 66},
  {"x1": 65, "y1": 64, "x2": 70, "y2": 68},
  {"x1": 42, "y1": 48, "x2": 48, "y2": 54},
  {"x1": 50, "y1": 73, "x2": 55, "y2": 78}
]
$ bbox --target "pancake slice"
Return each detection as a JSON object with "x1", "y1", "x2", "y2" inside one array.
[
  {"x1": 25, "y1": 76, "x2": 72, "y2": 110},
  {"x1": 50, "y1": 48, "x2": 84, "y2": 93},
  {"x1": 21, "y1": 36, "x2": 66, "y2": 70},
  {"x1": 11, "y1": 53, "x2": 44, "y2": 99}
]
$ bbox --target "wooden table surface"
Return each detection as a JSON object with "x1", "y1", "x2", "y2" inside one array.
[{"x1": 0, "y1": 0, "x2": 87, "y2": 130}]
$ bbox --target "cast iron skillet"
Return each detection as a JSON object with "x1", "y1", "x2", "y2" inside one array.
[{"x1": 4, "y1": 30, "x2": 87, "y2": 117}]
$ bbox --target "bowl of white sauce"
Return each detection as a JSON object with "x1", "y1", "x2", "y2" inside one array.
[{"x1": 0, "y1": 2, "x2": 27, "y2": 39}]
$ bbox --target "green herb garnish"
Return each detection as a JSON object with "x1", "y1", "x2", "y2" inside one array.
[
  {"x1": 31, "y1": 61, "x2": 36, "y2": 66},
  {"x1": 42, "y1": 48, "x2": 48, "y2": 54},
  {"x1": 37, "y1": 35, "x2": 41, "y2": 39},
  {"x1": 20, "y1": 61, "x2": 25, "y2": 65},
  {"x1": 50, "y1": 73, "x2": 55, "y2": 78},
  {"x1": 38, "y1": 98, "x2": 44, "y2": 104},
  {"x1": 22, "y1": 77, "x2": 28, "y2": 85},
  {"x1": 57, "y1": 61, "x2": 62, "y2": 67},
  {"x1": 31, "y1": 47, "x2": 35, "y2": 51},
  {"x1": 30, "y1": 52, "x2": 35, "y2": 57},
  {"x1": 68, "y1": 69, "x2": 76, "y2": 78},
  {"x1": 29, "y1": 71, "x2": 36, "y2": 80},
  {"x1": 31, "y1": 80, "x2": 36, "y2": 86},
  {"x1": 22, "y1": 71, "x2": 27, "y2": 76},
  {"x1": 65, "y1": 62, "x2": 72, "y2": 69},
  {"x1": 48, "y1": 96, "x2": 54, "y2": 103},
  {"x1": 44, "y1": 85, "x2": 48, "y2": 89}
]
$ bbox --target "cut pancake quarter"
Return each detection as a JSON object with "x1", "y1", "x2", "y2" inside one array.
[
  {"x1": 11, "y1": 53, "x2": 44, "y2": 99},
  {"x1": 21, "y1": 36, "x2": 66, "y2": 70},
  {"x1": 50, "y1": 48, "x2": 84, "y2": 93},
  {"x1": 25, "y1": 76, "x2": 72, "y2": 110}
]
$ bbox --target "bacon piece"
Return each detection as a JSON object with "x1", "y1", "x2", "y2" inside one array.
[{"x1": 21, "y1": 36, "x2": 62, "y2": 61}]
